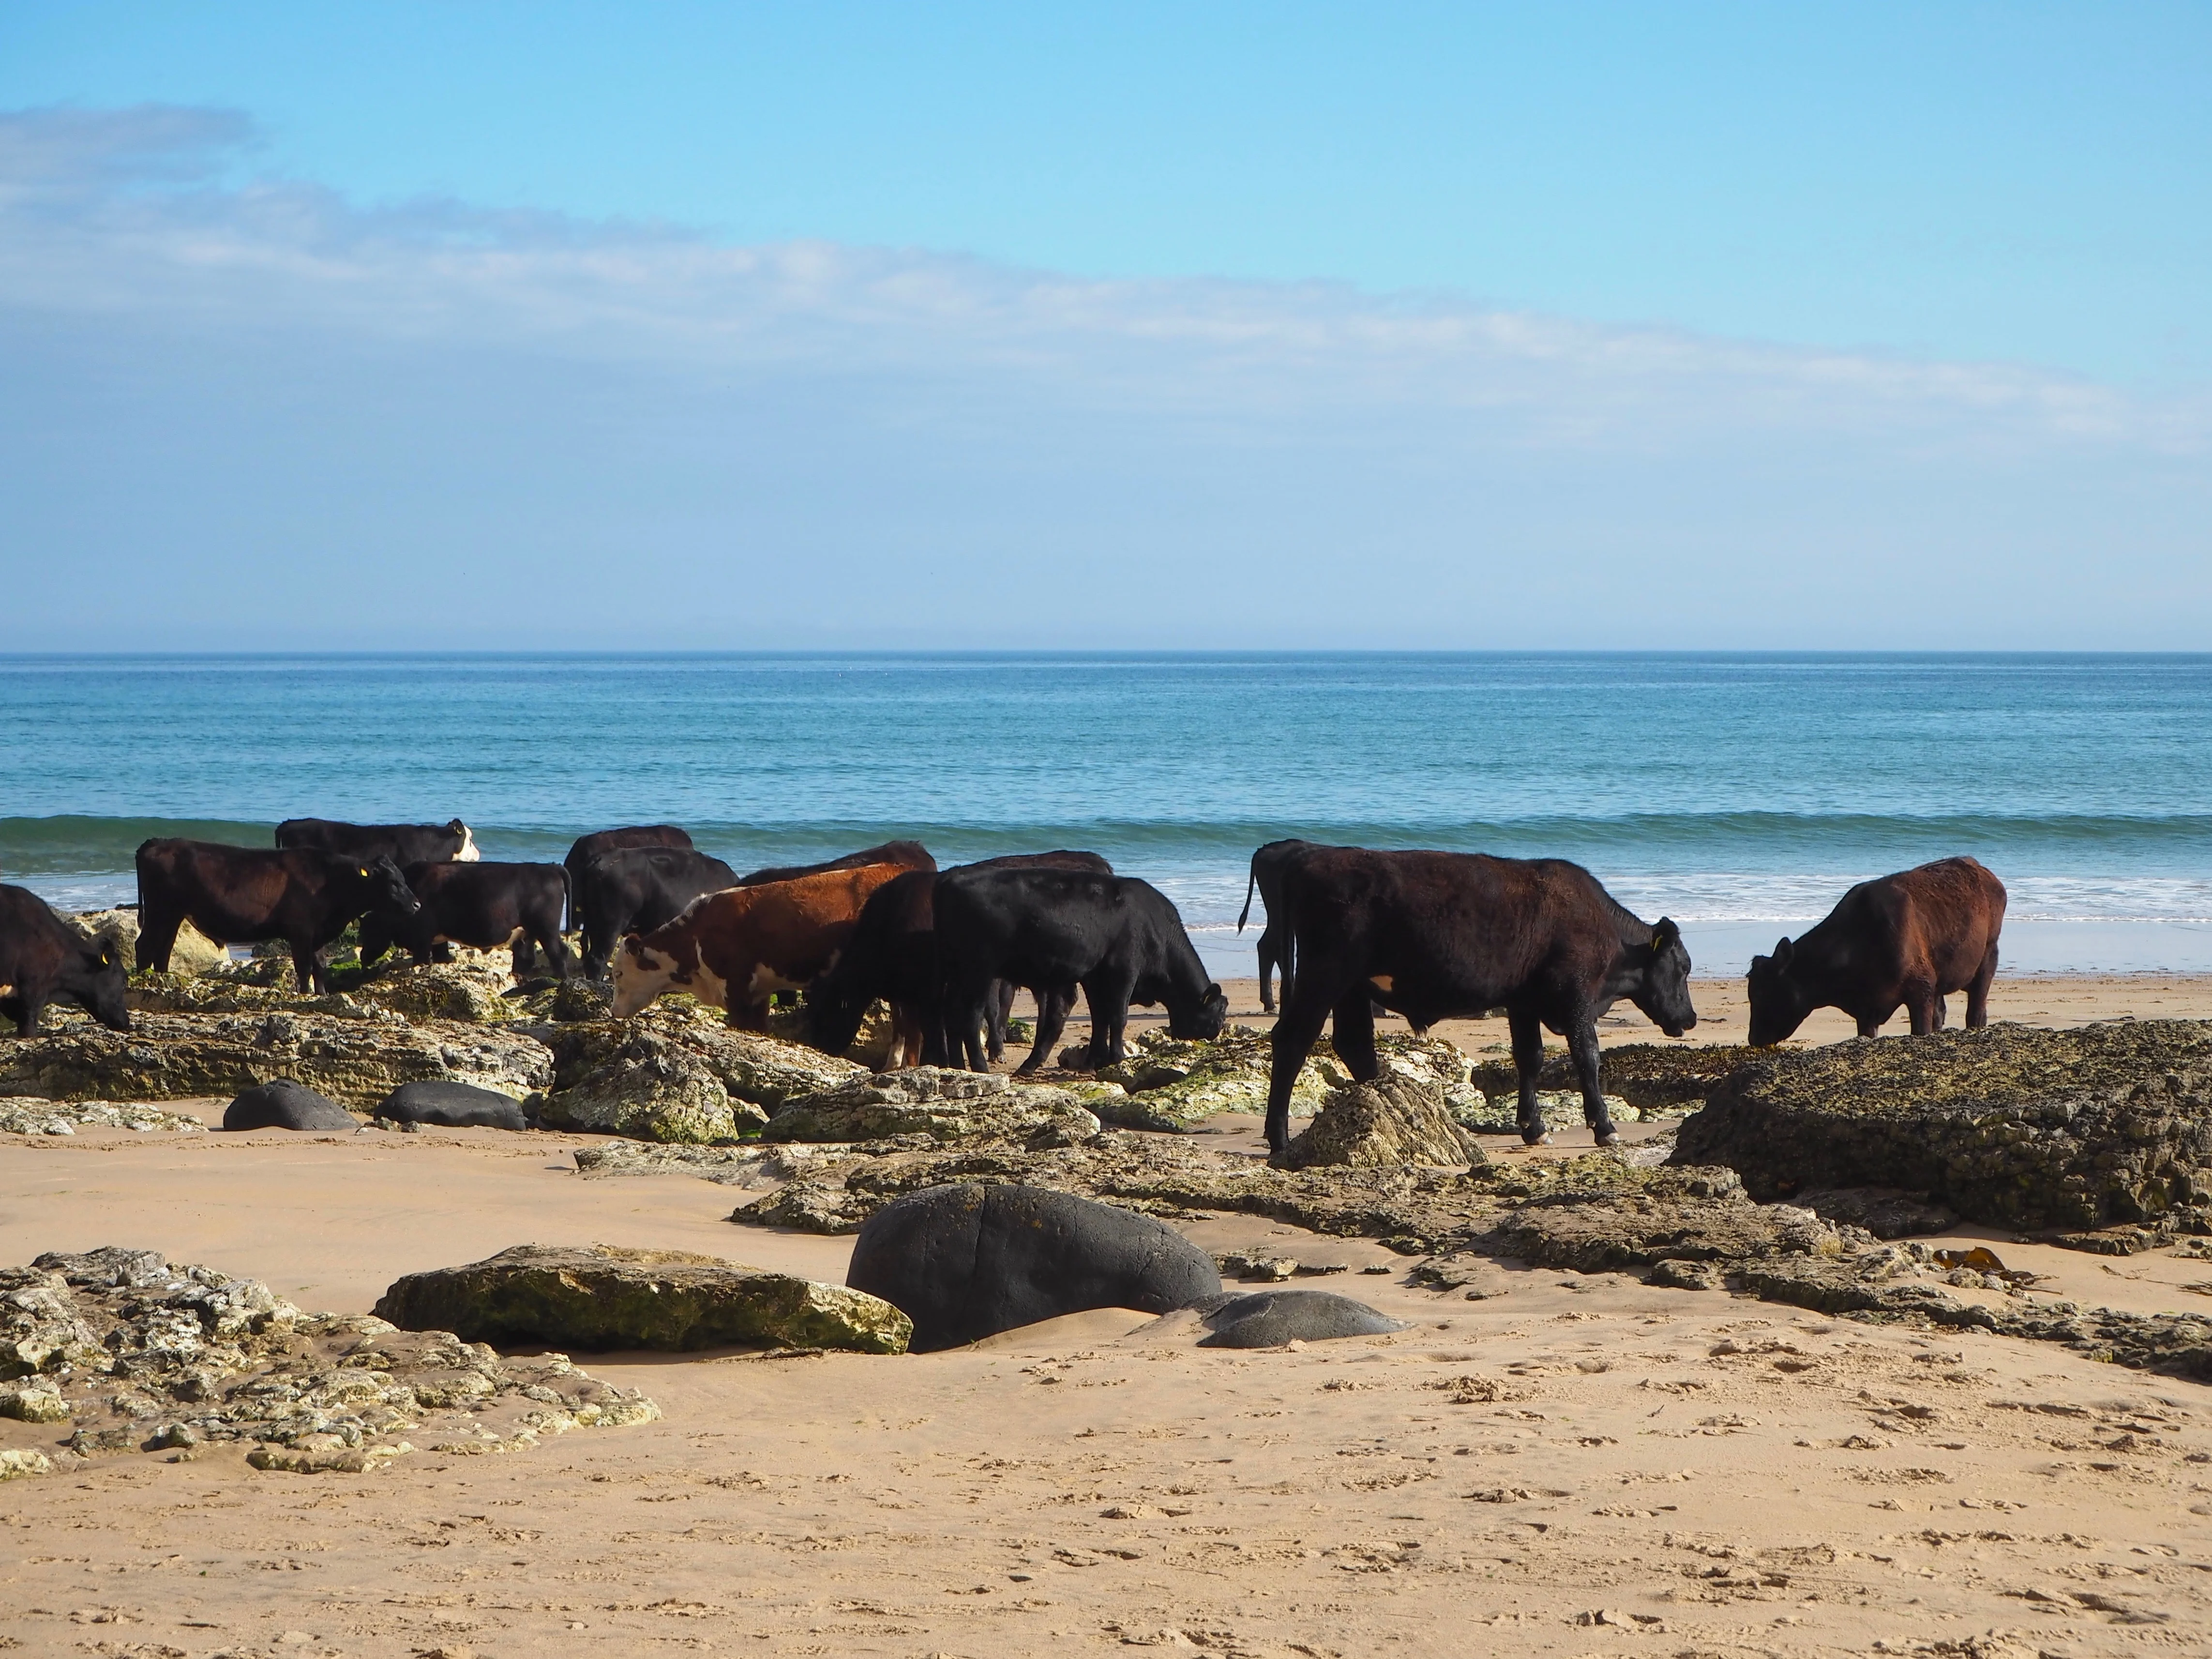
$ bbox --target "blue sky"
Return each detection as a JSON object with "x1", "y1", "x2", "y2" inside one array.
[{"x1": 0, "y1": 2, "x2": 2206, "y2": 649}]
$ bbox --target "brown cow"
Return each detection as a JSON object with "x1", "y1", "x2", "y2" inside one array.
[
  {"x1": 1746, "y1": 856, "x2": 2006, "y2": 1045},
  {"x1": 611, "y1": 862, "x2": 911, "y2": 1026}
]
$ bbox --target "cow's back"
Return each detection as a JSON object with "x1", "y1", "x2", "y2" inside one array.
[{"x1": 1854, "y1": 857, "x2": 2006, "y2": 976}]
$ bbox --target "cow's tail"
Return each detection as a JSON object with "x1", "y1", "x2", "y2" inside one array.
[
  {"x1": 559, "y1": 864, "x2": 575, "y2": 936},
  {"x1": 1236, "y1": 855, "x2": 1260, "y2": 933}
]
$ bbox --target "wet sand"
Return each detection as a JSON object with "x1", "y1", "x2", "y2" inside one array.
[{"x1": 5, "y1": 976, "x2": 2212, "y2": 1654}]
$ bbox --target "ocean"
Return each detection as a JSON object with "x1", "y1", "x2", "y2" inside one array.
[{"x1": 4, "y1": 652, "x2": 2210, "y2": 978}]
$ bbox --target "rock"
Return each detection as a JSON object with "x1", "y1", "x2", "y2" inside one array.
[
  {"x1": 373, "y1": 1079, "x2": 530, "y2": 1131},
  {"x1": 0, "y1": 1448, "x2": 52, "y2": 1480},
  {"x1": 0, "y1": 1008, "x2": 552, "y2": 1108},
  {"x1": 223, "y1": 1079, "x2": 358, "y2": 1131},
  {"x1": 375, "y1": 1244, "x2": 910, "y2": 1354},
  {"x1": 1194, "y1": 1289, "x2": 1408, "y2": 1347},
  {"x1": 0, "y1": 1265, "x2": 103, "y2": 1377},
  {"x1": 845, "y1": 1184, "x2": 1222, "y2": 1352},
  {"x1": 77, "y1": 909, "x2": 227, "y2": 976},
  {"x1": 1275, "y1": 1073, "x2": 1480, "y2": 1170},
  {"x1": 348, "y1": 963, "x2": 512, "y2": 1024},
  {"x1": 765, "y1": 997, "x2": 898, "y2": 1070},
  {"x1": 763, "y1": 1067, "x2": 1102, "y2": 1145},
  {"x1": 1410, "y1": 1252, "x2": 1512, "y2": 1298},
  {"x1": 532, "y1": 1003, "x2": 863, "y2": 1144},
  {"x1": 509, "y1": 977, "x2": 614, "y2": 1022},
  {"x1": 0, "y1": 1247, "x2": 657, "y2": 1475},
  {"x1": 1215, "y1": 1250, "x2": 1297, "y2": 1282},
  {"x1": 1089, "y1": 1026, "x2": 1332, "y2": 1131},
  {"x1": 1791, "y1": 1187, "x2": 1959, "y2": 1239},
  {"x1": 0, "y1": 1096, "x2": 204, "y2": 1135},
  {"x1": 1474, "y1": 1174, "x2": 1852, "y2": 1275},
  {"x1": 1469, "y1": 1043, "x2": 1761, "y2": 1116},
  {"x1": 1673, "y1": 1021, "x2": 2212, "y2": 1231},
  {"x1": 1456, "y1": 1088, "x2": 1636, "y2": 1134},
  {"x1": 0, "y1": 1376, "x2": 70, "y2": 1421}
]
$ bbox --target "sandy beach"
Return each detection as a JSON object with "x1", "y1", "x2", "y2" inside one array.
[{"x1": 6, "y1": 976, "x2": 2212, "y2": 1656}]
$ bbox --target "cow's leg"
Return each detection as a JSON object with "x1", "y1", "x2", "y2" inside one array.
[
  {"x1": 1083, "y1": 972, "x2": 1138, "y2": 1068},
  {"x1": 947, "y1": 978, "x2": 993, "y2": 1071},
  {"x1": 290, "y1": 936, "x2": 324, "y2": 995},
  {"x1": 1265, "y1": 977, "x2": 1333, "y2": 1155},
  {"x1": 1903, "y1": 980, "x2": 1939, "y2": 1036},
  {"x1": 1508, "y1": 1009, "x2": 1550, "y2": 1146},
  {"x1": 1329, "y1": 987, "x2": 1379, "y2": 1083},
  {"x1": 1930, "y1": 990, "x2": 1949, "y2": 1030},
  {"x1": 986, "y1": 980, "x2": 1017, "y2": 1063},
  {"x1": 1257, "y1": 922, "x2": 1279, "y2": 1014},
  {"x1": 2, "y1": 992, "x2": 30, "y2": 1037},
  {"x1": 1021, "y1": 985, "x2": 1073, "y2": 1075},
  {"x1": 1567, "y1": 1016, "x2": 1617, "y2": 1146},
  {"x1": 1966, "y1": 941, "x2": 1999, "y2": 1028},
  {"x1": 539, "y1": 924, "x2": 574, "y2": 981},
  {"x1": 136, "y1": 905, "x2": 182, "y2": 975}
]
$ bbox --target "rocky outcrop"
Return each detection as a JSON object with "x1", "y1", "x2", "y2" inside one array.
[
  {"x1": 765, "y1": 997, "x2": 898, "y2": 1070},
  {"x1": 1473, "y1": 1168, "x2": 1855, "y2": 1274},
  {"x1": 1455, "y1": 1088, "x2": 1636, "y2": 1134},
  {"x1": 1275, "y1": 1073, "x2": 1480, "y2": 1170},
  {"x1": 76, "y1": 910, "x2": 228, "y2": 976},
  {"x1": 0, "y1": 1097, "x2": 205, "y2": 1136},
  {"x1": 1673, "y1": 1020, "x2": 2212, "y2": 1231},
  {"x1": 763, "y1": 1067, "x2": 1101, "y2": 1146},
  {"x1": 348, "y1": 963, "x2": 514, "y2": 1024},
  {"x1": 0, "y1": 1009, "x2": 552, "y2": 1108},
  {"x1": 1468, "y1": 1042, "x2": 1758, "y2": 1118},
  {"x1": 0, "y1": 1247, "x2": 658, "y2": 1475},
  {"x1": 374, "y1": 1244, "x2": 911, "y2": 1354}
]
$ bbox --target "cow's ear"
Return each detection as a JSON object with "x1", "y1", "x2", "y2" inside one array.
[
  {"x1": 1650, "y1": 918, "x2": 1680, "y2": 952},
  {"x1": 1773, "y1": 936, "x2": 1794, "y2": 967}
]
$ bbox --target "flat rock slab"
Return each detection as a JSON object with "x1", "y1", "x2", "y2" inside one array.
[
  {"x1": 224, "y1": 1079, "x2": 355, "y2": 1131},
  {"x1": 1195, "y1": 1289, "x2": 1408, "y2": 1348},
  {"x1": 764, "y1": 1067, "x2": 1101, "y2": 1145},
  {"x1": 1674, "y1": 1020, "x2": 2212, "y2": 1231},
  {"x1": 1470, "y1": 1043, "x2": 1761, "y2": 1115},
  {"x1": 375, "y1": 1244, "x2": 911, "y2": 1355},
  {"x1": 0, "y1": 1247, "x2": 657, "y2": 1476},
  {"x1": 374, "y1": 1078, "x2": 529, "y2": 1130},
  {"x1": 847, "y1": 1183, "x2": 1222, "y2": 1352},
  {"x1": 0, "y1": 1097, "x2": 204, "y2": 1136}
]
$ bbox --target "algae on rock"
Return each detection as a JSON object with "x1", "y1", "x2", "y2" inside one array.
[
  {"x1": 763, "y1": 1067, "x2": 1101, "y2": 1145},
  {"x1": 375, "y1": 1244, "x2": 912, "y2": 1354},
  {"x1": 1277, "y1": 1073, "x2": 1480, "y2": 1170}
]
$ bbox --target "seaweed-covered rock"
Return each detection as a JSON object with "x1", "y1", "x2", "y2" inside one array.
[
  {"x1": 509, "y1": 977, "x2": 614, "y2": 1023},
  {"x1": 1673, "y1": 1021, "x2": 2212, "y2": 1231},
  {"x1": 1475, "y1": 1174, "x2": 1850, "y2": 1275},
  {"x1": 1276, "y1": 1073, "x2": 1480, "y2": 1170},
  {"x1": 1089, "y1": 1027, "x2": 1328, "y2": 1131},
  {"x1": 1455, "y1": 1088, "x2": 1635, "y2": 1134},
  {"x1": 0, "y1": 1009, "x2": 552, "y2": 1108},
  {"x1": 0, "y1": 1248, "x2": 657, "y2": 1475},
  {"x1": 0, "y1": 1265, "x2": 104, "y2": 1378},
  {"x1": 1791, "y1": 1187, "x2": 1959, "y2": 1239},
  {"x1": 76, "y1": 910, "x2": 228, "y2": 976},
  {"x1": 763, "y1": 1067, "x2": 1101, "y2": 1145},
  {"x1": 1469, "y1": 1042, "x2": 1759, "y2": 1116},
  {"x1": 224, "y1": 1078, "x2": 356, "y2": 1131},
  {"x1": 536, "y1": 1027, "x2": 764, "y2": 1144},
  {"x1": 375, "y1": 1244, "x2": 910, "y2": 1354},
  {"x1": 348, "y1": 963, "x2": 512, "y2": 1024}
]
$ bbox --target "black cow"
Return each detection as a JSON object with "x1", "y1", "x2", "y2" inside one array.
[
  {"x1": 1747, "y1": 857, "x2": 2007, "y2": 1045},
  {"x1": 1237, "y1": 838, "x2": 1327, "y2": 1013},
  {"x1": 806, "y1": 852, "x2": 1112, "y2": 1071},
  {"x1": 739, "y1": 840, "x2": 936, "y2": 886},
  {"x1": 562, "y1": 826, "x2": 692, "y2": 927},
  {"x1": 276, "y1": 817, "x2": 478, "y2": 865},
  {"x1": 574, "y1": 846, "x2": 738, "y2": 980},
  {"x1": 0, "y1": 885, "x2": 130, "y2": 1036},
  {"x1": 1264, "y1": 849, "x2": 1697, "y2": 1153},
  {"x1": 136, "y1": 839, "x2": 420, "y2": 995},
  {"x1": 935, "y1": 867, "x2": 1227, "y2": 1073},
  {"x1": 360, "y1": 860, "x2": 573, "y2": 979}
]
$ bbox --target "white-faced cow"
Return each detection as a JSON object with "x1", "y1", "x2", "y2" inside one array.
[
  {"x1": 1264, "y1": 848, "x2": 1697, "y2": 1152},
  {"x1": 276, "y1": 817, "x2": 479, "y2": 864}
]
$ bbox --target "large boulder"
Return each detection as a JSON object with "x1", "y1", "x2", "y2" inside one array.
[
  {"x1": 0, "y1": 1009, "x2": 552, "y2": 1108},
  {"x1": 76, "y1": 910, "x2": 227, "y2": 977},
  {"x1": 375, "y1": 1244, "x2": 910, "y2": 1354},
  {"x1": 1469, "y1": 1043, "x2": 1760, "y2": 1121},
  {"x1": 373, "y1": 1079, "x2": 530, "y2": 1131},
  {"x1": 223, "y1": 1079, "x2": 355, "y2": 1131},
  {"x1": 846, "y1": 1183, "x2": 1223, "y2": 1352},
  {"x1": 348, "y1": 962, "x2": 513, "y2": 1024},
  {"x1": 535, "y1": 1027, "x2": 764, "y2": 1144},
  {"x1": 1672, "y1": 1021, "x2": 2212, "y2": 1231},
  {"x1": 1275, "y1": 1073, "x2": 1480, "y2": 1170},
  {"x1": 762, "y1": 1068, "x2": 1101, "y2": 1146}
]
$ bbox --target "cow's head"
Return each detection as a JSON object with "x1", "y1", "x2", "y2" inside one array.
[
  {"x1": 451, "y1": 819, "x2": 481, "y2": 861},
  {"x1": 1625, "y1": 917, "x2": 1698, "y2": 1039},
  {"x1": 611, "y1": 932, "x2": 685, "y2": 1018},
  {"x1": 1169, "y1": 981, "x2": 1231, "y2": 1042},
  {"x1": 70, "y1": 934, "x2": 132, "y2": 1032},
  {"x1": 342, "y1": 855, "x2": 421, "y2": 919},
  {"x1": 1746, "y1": 936, "x2": 1810, "y2": 1047},
  {"x1": 801, "y1": 954, "x2": 873, "y2": 1057}
]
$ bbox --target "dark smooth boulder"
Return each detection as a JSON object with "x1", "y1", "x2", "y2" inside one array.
[
  {"x1": 373, "y1": 1079, "x2": 530, "y2": 1131},
  {"x1": 223, "y1": 1078, "x2": 355, "y2": 1131},
  {"x1": 846, "y1": 1182, "x2": 1222, "y2": 1353},
  {"x1": 1195, "y1": 1289, "x2": 1408, "y2": 1348}
]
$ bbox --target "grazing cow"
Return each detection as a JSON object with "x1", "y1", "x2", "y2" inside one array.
[
  {"x1": 1238, "y1": 838, "x2": 1327, "y2": 1013},
  {"x1": 276, "y1": 817, "x2": 479, "y2": 865},
  {"x1": 739, "y1": 840, "x2": 935, "y2": 887},
  {"x1": 1264, "y1": 849, "x2": 1697, "y2": 1153},
  {"x1": 360, "y1": 860, "x2": 573, "y2": 979},
  {"x1": 612, "y1": 863, "x2": 912, "y2": 1026},
  {"x1": 575, "y1": 847, "x2": 738, "y2": 980},
  {"x1": 934, "y1": 867, "x2": 1227, "y2": 1074},
  {"x1": 135, "y1": 839, "x2": 420, "y2": 995},
  {"x1": 805, "y1": 852, "x2": 1113, "y2": 1071},
  {"x1": 562, "y1": 826, "x2": 692, "y2": 925},
  {"x1": 1747, "y1": 857, "x2": 2006, "y2": 1045},
  {"x1": 0, "y1": 885, "x2": 130, "y2": 1036}
]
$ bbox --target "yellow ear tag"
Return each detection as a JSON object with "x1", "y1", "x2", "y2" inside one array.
[{"x1": 359, "y1": 867, "x2": 370, "y2": 878}]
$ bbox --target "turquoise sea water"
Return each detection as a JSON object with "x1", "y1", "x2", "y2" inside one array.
[{"x1": 3, "y1": 652, "x2": 2210, "y2": 976}]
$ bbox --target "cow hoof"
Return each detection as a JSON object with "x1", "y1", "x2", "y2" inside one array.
[
  {"x1": 1592, "y1": 1128, "x2": 1620, "y2": 1147},
  {"x1": 1520, "y1": 1130, "x2": 1550, "y2": 1147}
]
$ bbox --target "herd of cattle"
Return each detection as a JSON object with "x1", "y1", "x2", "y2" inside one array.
[{"x1": 0, "y1": 817, "x2": 2009, "y2": 1149}]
